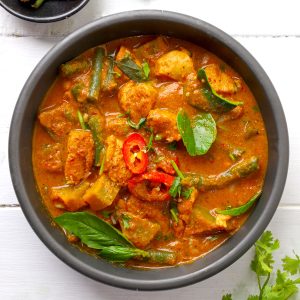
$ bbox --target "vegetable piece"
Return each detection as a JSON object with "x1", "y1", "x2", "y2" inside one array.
[
  {"x1": 51, "y1": 182, "x2": 90, "y2": 212},
  {"x1": 177, "y1": 110, "x2": 217, "y2": 156},
  {"x1": 182, "y1": 156, "x2": 259, "y2": 191},
  {"x1": 223, "y1": 231, "x2": 300, "y2": 300},
  {"x1": 216, "y1": 190, "x2": 262, "y2": 216},
  {"x1": 229, "y1": 148, "x2": 245, "y2": 162},
  {"x1": 77, "y1": 110, "x2": 87, "y2": 130},
  {"x1": 170, "y1": 202, "x2": 179, "y2": 223},
  {"x1": 128, "y1": 171, "x2": 175, "y2": 202},
  {"x1": 83, "y1": 174, "x2": 120, "y2": 211},
  {"x1": 31, "y1": 0, "x2": 46, "y2": 8},
  {"x1": 197, "y1": 68, "x2": 243, "y2": 113},
  {"x1": 116, "y1": 56, "x2": 150, "y2": 82},
  {"x1": 55, "y1": 212, "x2": 176, "y2": 264},
  {"x1": 127, "y1": 117, "x2": 146, "y2": 130},
  {"x1": 122, "y1": 133, "x2": 148, "y2": 174},
  {"x1": 88, "y1": 47, "x2": 105, "y2": 101},
  {"x1": 88, "y1": 115, "x2": 104, "y2": 166},
  {"x1": 60, "y1": 57, "x2": 90, "y2": 78},
  {"x1": 102, "y1": 53, "x2": 117, "y2": 92}
]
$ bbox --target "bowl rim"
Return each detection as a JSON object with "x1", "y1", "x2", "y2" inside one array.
[
  {"x1": 9, "y1": 10, "x2": 289, "y2": 290},
  {"x1": 0, "y1": 0, "x2": 89, "y2": 23}
]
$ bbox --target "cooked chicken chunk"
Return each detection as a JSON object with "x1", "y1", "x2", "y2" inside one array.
[
  {"x1": 118, "y1": 211, "x2": 161, "y2": 248},
  {"x1": 118, "y1": 81, "x2": 157, "y2": 122},
  {"x1": 105, "y1": 115, "x2": 132, "y2": 137},
  {"x1": 155, "y1": 50, "x2": 195, "y2": 81},
  {"x1": 38, "y1": 102, "x2": 77, "y2": 137},
  {"x1": 105, "y1": 135, "x2": 132, "y2": 186},
  {"x1": 205, "y1": 64, "x2": 242, "y2": 95},
  {"x1": 64, "y1": 129, "x2": 94, "y2": 185},
  {"x1": 147, "y1": 108, "x2": 181, "y2": 142},
  {"x1": 39, "y1": 143, "x2": 63, "y2": 172}
]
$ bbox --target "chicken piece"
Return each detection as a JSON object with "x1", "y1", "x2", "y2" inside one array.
[
  {"x1": 155, "y1": 50, "x2": 195, "y2": 81},
  {"x1": 38, "y1": 102, "x2": 78, "y2": 137},
  {"x1": 118, "y1": 81, "x2": 157, "y2": 122},
  {"x1": 217, "y1": 106, "x2": 244, "y2": 123},
  {"x1": 64, "y1": 129, "x2": 95, "y2": 185},
  {"x1": 205, "y1": 64, "x2": 242, "y2": 95},
  {"x1": 83, "y1": 174, "x2": 120, "y2": 211},
  {"x1": 177, "y1": 188, "x2": 199, "y2": 224},
  {"x1": 134, "y1": 36, "x2": 169, "y2": 60},
  {"x1": 39, "y1": 143, "x2": 63, "y2": 172},
  {"x1": 105, "y1": 115, "x2": 132, "y2": 137},
  {"x1": 105, "y1": 135, "x2": 132, "y2": 186},
  {"x1": 185, "y1": 205, "x2": 227, "y2": 236},
  {"x1": 51, "y1": 181, "x2": 90, "y2": 211},
  {"x1": 118, "y1": 211, "x2": 161, "y2": 248},
  {"x1": 147, "y1": 108, "x2": 181, "y2": 142}
]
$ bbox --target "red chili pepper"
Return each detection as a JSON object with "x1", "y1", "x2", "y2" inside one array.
[
  {"x1": 128, "y1": 171, "x2": 175, "y2": 202},
  {"x1": 122, "y1": 133, "x2": 149, "y2": 174}
]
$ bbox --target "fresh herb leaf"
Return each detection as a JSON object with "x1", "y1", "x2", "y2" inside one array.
[
  {"x1": 169, "y1": 177, "x2": 181, "y2": 198},
  {"x1": 247, "y1": 296, "x2": 259, "y2": 300},
  {"x1": 170, "y1": 202, "x2": 179, "y2": 223},
  {"x1": 170, "y1": 160, "x2": 184, "y2": 179},
  {"x1": 116, "y1": 56, "x2": 150, "y2": 82},
  {"x1": 216, "y1": 190, "x2": 262, "y2": 216},
  {"x1": 282, "y1": 252, "x2": 300, "y2": 275},
  {"x1": 146, "y1": 129, "x2": 154, "y2": 152},
  {"x1": 121, "y1": 214, "x2": 131, "y2": 229},
  {"x1": 55, "y1": 212, "x2": 134, "y2": 249},
  {"x1": 182, "y1": 188, "x2": 193, "y2": 199},
  {"x1": 222, "y1": 294, "x2": 233, "y2": 300},
  {"x1": 77, "y1": 110, "x2": 87, "y2": 130},
  {"x1": 167, "y1": 141, "x2": 178, "y2": 151},
  {"x1": 127, "y1": 117, "x2": 146, "y2": 130},
  {"x1": 197, "y1": 68, "x2": 243, "y2": 113},
  {"x1": 99, "y1": 149, "x2": 106, "y2": 176},
  {"x1": 177, "y1": 110, "x2": 217, "y2": 156}
]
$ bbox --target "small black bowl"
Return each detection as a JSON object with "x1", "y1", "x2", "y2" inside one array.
[
  {"x1": 0, "y1": 0, "x2": 89, "y2": 23},
  {"x1": 9, "y1": 10, "x2": 289, "y2": 290}
]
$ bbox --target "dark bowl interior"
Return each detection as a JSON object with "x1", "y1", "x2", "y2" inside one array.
[
  {"x1": 0, "y1": 0, "x2": 89, "y2": 22},
  {"x1": 9, "y1": 10, "x2": 289, "y2": 290}
]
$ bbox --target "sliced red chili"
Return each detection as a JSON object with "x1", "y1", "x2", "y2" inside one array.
[
  {"x1": 128, "y1": 171, "x2": 175, "y2": 202},
  {"x1": 122, "y1": 133, "x2": 148, "y2": 174}
]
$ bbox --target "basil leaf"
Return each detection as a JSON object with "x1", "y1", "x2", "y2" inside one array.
[
  {"x1": 177, "y1": 110, "x2": 217, "y2": 156},
  {"x1": 100, "y1": 246, "x2": 148, "y2": 262},
  {"x1": 169, "y1": 177, "x2": 181, "y2": 198},
  {"x1": 217, "y1": 190, "x2": 262, "y2": 216},
  {"x1": 116, "y1": 56, "x2": 149, "y2": 82},
  {"x1": 55, "y1": 212, "x2": 134, "y2": 249},
  {"x1": 198, "y1": 68, "x2": 243, "y2": 113}
]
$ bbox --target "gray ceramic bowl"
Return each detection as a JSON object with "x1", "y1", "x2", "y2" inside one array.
[{"x1": 9, "y1": 10, "x2": 289, "y2": 291}]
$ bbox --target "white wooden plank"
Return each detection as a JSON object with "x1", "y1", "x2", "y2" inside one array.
[
  {"x1": 0, "y1": 207, "x2": 299, "y2": 299},
  {"x1": 1, "y1": 0, "x2": 300, "y2": 37}
]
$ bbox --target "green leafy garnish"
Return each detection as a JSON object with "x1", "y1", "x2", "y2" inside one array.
[
  {"x1": 77, "y1": 110, "x2": 87, "y2": 130},
  {"x1": 127, "y1": 117, "x2": 146, "y2": 130},
  {"x1": 170, "y1": 202, "x2": 179, "y2": 223},
  {"x1": 198, "y1": 68, "x2": 243, "y2": 113},
  {"x1": 55, "y1": 212, "x2": 175, "y2": 264},
  {"x1": 216, "y1": 190, "x2": 262, "y2": 216},
  {"x1": 169, "y1": 177, "x2": 181, "y2": 198},
  {"x1": 177, "y1": 110, "x2": 217, "y2": 156},
  {"x1": 146, "y1": 129, "x2": 154, "y2": 152},
  {"x1": 223, "y1": 231, "x2": 300, "y2": 299},
  {"x1": 116, "y1": 56, "x2": 150, "y2": 82},
  {"x1": 120, "y1": 214, "x2": 131, "y2": 229}
]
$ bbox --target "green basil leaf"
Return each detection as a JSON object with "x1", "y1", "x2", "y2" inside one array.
[
  {"x1": 116, "y1": 56, "x2": 149, "y2": 82},
  {"x1": 198, "y1": 68, "x2": 243, "y2": 113},
  {"x1": 217, "y1": 190, "x2": 262, "y2": 216},
  {"x1": 177, "y1": 110, "x2": 217, "y2": 156},
  {"x1": 55, "y1": 212, "x2": 134, "y2": 249}
]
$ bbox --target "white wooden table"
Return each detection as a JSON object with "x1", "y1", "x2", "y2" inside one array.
[{"x1": 1, "y1": 1, "x2": 300, "y2": 299}]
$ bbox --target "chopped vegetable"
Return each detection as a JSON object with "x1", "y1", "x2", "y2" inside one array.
[
  {"x1": 128, "y1": 171, "x2": 175, "y2": 201},
  {"x1": 60, "y1": 57, "x2": 90, "y2": 78},
  {"x1": 177, "y1": 110, "x2": 217, "y2": 156},
  {"x1": 122, "y1": 133, "x2": 148, "y2": 174},
  {"x1": 88, "y1": 47, "x2": 105, "y2": 101},
  {"x1": 170, "y1": 202, "x2": 179, "y2": 223},
  {"x1": 77, "y1": 110, "x2": 87, "y2": 130},
  {"x1": 88, "y1": 115, "x2": 104, "y2": 166},
  {"x1": 127, "y1": 117, "x2": 146, "y2": 130},
  {"x1": 116, "y1": 56, "x2": 150, "y2": 82},
  {"x1": 55, "y1": 212, "x2": 176, "y2": 264},
  {"x1": 198, "y1": 68, "x2": 243, "y2": 113},
  {"x1": 216, "y1": 190, "x2": 262, "y2": 216}
]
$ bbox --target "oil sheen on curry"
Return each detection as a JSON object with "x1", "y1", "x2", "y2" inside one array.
[{"x1": 32, "y1": 36, "x2": 268, "y2": 268}]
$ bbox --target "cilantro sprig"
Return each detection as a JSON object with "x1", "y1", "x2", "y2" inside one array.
[{"x1": 222, "y1": 231, "x2": 300, "y2": 300}]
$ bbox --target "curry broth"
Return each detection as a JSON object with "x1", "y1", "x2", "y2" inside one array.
[{"x1": 32, "y1": 36, "x2": 268, "y2": 267}]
